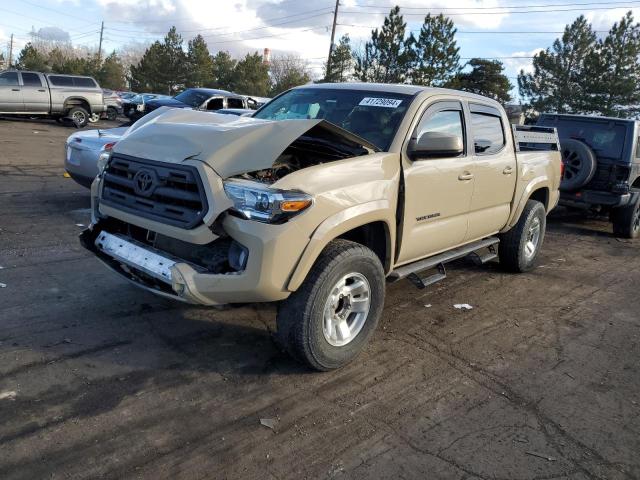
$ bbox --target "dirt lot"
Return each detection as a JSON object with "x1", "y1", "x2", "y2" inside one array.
[{"x1": 0, "y1": 117, "x2": 639, "y2": 480}]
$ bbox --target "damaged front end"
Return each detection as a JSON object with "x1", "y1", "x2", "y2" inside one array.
[{"x1": 83, "y1": 108, "x2": 377, "y2": 305}]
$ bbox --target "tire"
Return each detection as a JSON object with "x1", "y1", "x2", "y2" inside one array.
[
  {"x1": 560, "y1": 139, "x2": 597, "y2": 192},
  {"x1": 499, "y1": 200, "x2": 547, "y2": 273},
  {"x1": 276, "y1": 239, "x2": 385, "y2": 371},
  {"x1": 67, "y1": 107, "x2": 89, "y2": 128},
  {"x1": 106, "y1": 107, "x2": 118, "y2": 121},
  {"x1": 611, "y1": 195, "x2": 640, "y2": 239}
]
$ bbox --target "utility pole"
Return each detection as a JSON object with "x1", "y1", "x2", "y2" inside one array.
[
  {"x1": 326, "y1": 0, "x2": 339, "y2": 78},
  {"x1": 97, "y1": 21, "x2": 104, "y2": 63},
  {"x1": 8, "y1": 34, "x2": 14, "y2": 68}
]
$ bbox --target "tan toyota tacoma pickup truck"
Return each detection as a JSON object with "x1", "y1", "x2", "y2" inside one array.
[{"x1": 81, "y1": 83, "x2": 562, "y2": 370}]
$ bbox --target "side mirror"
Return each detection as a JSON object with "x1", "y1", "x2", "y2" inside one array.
[{"x1": 408, "y1": 131, "x2": 464, "y2": 160}]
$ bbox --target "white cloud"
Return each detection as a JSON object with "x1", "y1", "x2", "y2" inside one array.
[
  {"x1": 585, "y1": 7, "x2": 637, "y2": 32},
  {"x1": 502, "y1": 47, "x2": 544, "y2": 76}
]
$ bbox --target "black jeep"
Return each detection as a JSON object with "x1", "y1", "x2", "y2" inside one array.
[{"x1": 537, "y1": 113, "x2": 640, "y2": 238}]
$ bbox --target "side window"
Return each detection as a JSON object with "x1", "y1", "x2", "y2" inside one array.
[
  {"x1": 471, "y1": 112, "x2": 505, "y2": 155},
  {"x1": 73, "y1": 77, "x2": 97, "y2": 87},
  {"x1": 49, "y1": 75, "x2": 74, "y2": 87},
  {"x1": 21, "y1": 72, "x2": 43, "y2": 87},
  {"x1": 0, "y1": 72, "x2": 19, "y2": 86},
  {"x1": 414, "y1": 109, "x2": 465, "y2": 146},
  {"x1": 207, "y1": 98, "x2": 224, "y2": 110},
  {"x1": 635, "y1": 137, "x2": 640, "y2": 159},
  {"x1": 227, "y1": 98, "x2": 244, "y2": 109}
]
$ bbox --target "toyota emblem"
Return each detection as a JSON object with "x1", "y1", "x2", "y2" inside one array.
[{"x1": 133, "y1": 169, "x2": 156, "y2": 196}]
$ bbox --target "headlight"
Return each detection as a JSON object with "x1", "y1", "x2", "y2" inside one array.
[{"x1": 223, "y1": 179, "x2": 312, "y2": 224}]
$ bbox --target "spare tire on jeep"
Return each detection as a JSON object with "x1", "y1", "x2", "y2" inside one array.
[{"x1": 560, "y1": 139, "x2": 597, "y2": 191}]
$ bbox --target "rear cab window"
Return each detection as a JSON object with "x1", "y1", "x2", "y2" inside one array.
[
  {"x1": 227, "y1": 97, "x2": 245, "y2": 109},
  {"x1": 538, "y1": 115, "x2": 628, "y2": 160},
  {"x1": 470, "y1": 104, "x2": 506, "y2": 155},
  {"x1": 48, "y1": 75, "x2": 97, "y2": 88}
]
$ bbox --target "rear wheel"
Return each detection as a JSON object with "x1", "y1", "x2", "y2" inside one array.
[
  {"x1": 67, "y1": 107, "x2": 89, "y2": 128},
  {"x1": 276, "y1": 239, "x2": 385, "y2": 371},
  {"x1": 611, "y1": 195, "x2": 640, "y2": 239},
  {"x1": 106, "y1": 107, "x2": 118, "y2": 121},
  {"x1": 499, "y1": 200, "x2": 546, "y2": 272}
]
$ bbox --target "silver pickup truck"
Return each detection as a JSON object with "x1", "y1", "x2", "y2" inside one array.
[{"x1": 0, "y1": 70, "x2": 105, "y2": 127}]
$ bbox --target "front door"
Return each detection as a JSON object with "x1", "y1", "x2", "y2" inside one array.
[
  {"x1": 465, "y1": 103, "x2": 517, "y2": 241},
  {"x1": 0, "y1": 71, "x2": 23, "y2": 113},
  {"x1": 20, "y1": 72, "x2": 49, "y2": 112},
  {"x1": 397, "y1": 100, "x2": 474, "y2": 265}
]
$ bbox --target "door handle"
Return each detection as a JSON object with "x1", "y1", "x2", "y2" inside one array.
[
  {"x1": 458, "y1": 172, "x2": 474, "y2": 181},
  {"x1": 503, "y1": 166, "x2": 514, "y2": 175},
  {"x1": 37, "y1": 89, "x2": 46, "y2": 92},
  {"x1": 11, "y1": 88, "x2": 20, "y2": 91}
]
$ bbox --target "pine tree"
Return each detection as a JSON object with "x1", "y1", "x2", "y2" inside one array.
[
  {"x1": 186, "y1": 35, "x2": 213, "y2": 88},
  {"x1": 97, "y1": 51, "x2": 126, "y2": 90},
  {"x1": 324, "y1": 34, "x2": 354, "y2": 82},
  {"x1": 130, "y1": 41, "x2": 166, "y2": 92},
  {"x1": 452, "y1": 59, "x2": 512, "y2": 103},
  {"x1": 232, "y1": 52, "x2": 270, "y2": 96},
  {"x1": 583, "y1": 12, "x2": 640, "y2": 117},
  {"x1": 16, "y1": 43, "x2": 48, "y2": 71},
  {"x1": 355, "y1": 6, "x2": 412, "y2": 83},
  {"x1": 518, "y1": 15, "x2": 596, "y2": 114},
  {"x1": 211, "y1": 51, "x2": 237, "y2": 91},
  {"x1": 411, "y1": 14, "x2": 460, "y2": 86},
  {"x1": 159, "y1": 27, "x2": 187, "y2": 94}
]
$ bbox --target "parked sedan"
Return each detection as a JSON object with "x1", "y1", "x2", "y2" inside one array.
[
  {"x1": 123, "y1": 93, "x2": 169, "y2": 119},
  {"x1": 141, "y1": 88, "x2": 248, "y2": 117},
  {"x1": 64, "y1": 127, "x2": 127, "y2": 188}
]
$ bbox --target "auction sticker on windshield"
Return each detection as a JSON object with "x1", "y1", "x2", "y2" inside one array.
[{"x1": 359, "y1": 97, "x2": 403, "y2": 108}]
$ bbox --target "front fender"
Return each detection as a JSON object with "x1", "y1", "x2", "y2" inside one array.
[{"x1": 286, "y1": 200, "x2": 395, "y2": 291}]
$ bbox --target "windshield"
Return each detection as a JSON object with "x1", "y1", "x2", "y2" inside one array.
[
  {"x1": 538, "y1": 116, "x2": 628, "y2": 159},
  {"x1": 253, "y1": 88, "x2": 413, "y2": 150},
  {"x1": 174, "y1": 90, "x2": 211, "y2": 107}
]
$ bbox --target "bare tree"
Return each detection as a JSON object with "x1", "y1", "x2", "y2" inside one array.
[{"x1": 269, "y1": 54, "x2": 311, "y2": 96}]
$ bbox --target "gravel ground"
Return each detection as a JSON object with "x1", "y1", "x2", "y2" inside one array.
[{"x1": 0, "y1": 117, "x2": 639, "y2": 480}]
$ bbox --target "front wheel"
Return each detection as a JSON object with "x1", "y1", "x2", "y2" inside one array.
[
  {"x1": 276, "y1": 240, "x2": 385, "y2": 371},
  {"x1": 499, "y1": 200, "x2": 547, "y2": 272}
]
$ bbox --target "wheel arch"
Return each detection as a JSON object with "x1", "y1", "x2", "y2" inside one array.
[
  {"x1": 287, "y1": 201, "x2": 395, "y2": 292},
  {"x1": 63, "y1": 97, "x2": 91, "y2": 114},
  {"x1": 503, "y1": 180, "x2": 551, "y2": 232}
]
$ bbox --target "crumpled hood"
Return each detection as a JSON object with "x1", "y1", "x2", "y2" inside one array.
[{"x1": 113, "y1": 107, "x2": 376, "y2": 178}]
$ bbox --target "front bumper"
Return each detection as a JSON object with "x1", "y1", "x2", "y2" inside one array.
[
  {"x1": 560, "y1": 189, "x2": 632, "y2": 208},
  {"x1": 81, "y1": 213, "x2": 308, "y2": 306}
]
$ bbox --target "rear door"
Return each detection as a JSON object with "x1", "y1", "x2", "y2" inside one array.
[
  {"x1": 465, "y1": 103, "x2": 516, "y2": 241},
  {"x1": 0, "y1": 71, "x2": 23, "y2": 112},
  {"x1": 397, "y1": 99, "x2": 474, "y2": 264},
  {"x1": 20, "y1": 72, "x2": 49, "y2": 112}
]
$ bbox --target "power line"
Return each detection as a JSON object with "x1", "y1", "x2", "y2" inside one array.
[
  {"x1": 337, "y1": 23, "x2": 609, "y2": 34},
  {"x1": 18, "y1": 0, "x2": 99, "y2": 24},
  {"x1": 351, "y1": 0, "x2": 640, "y2": 10},
  {"x1": 340, "y1": 4, "x2": 640, "y2": 16},
  {"x1": 105, "y1": 8, "x2": 333, "y2": 34}
]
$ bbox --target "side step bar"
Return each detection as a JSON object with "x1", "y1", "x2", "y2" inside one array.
[{"x1": 388, "y1": 237, "x2": 499, "y2": 288}]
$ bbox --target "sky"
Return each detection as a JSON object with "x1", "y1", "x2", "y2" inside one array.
[{"x1": 1, "y1": 0, "x2": 638, "y2": 100}]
